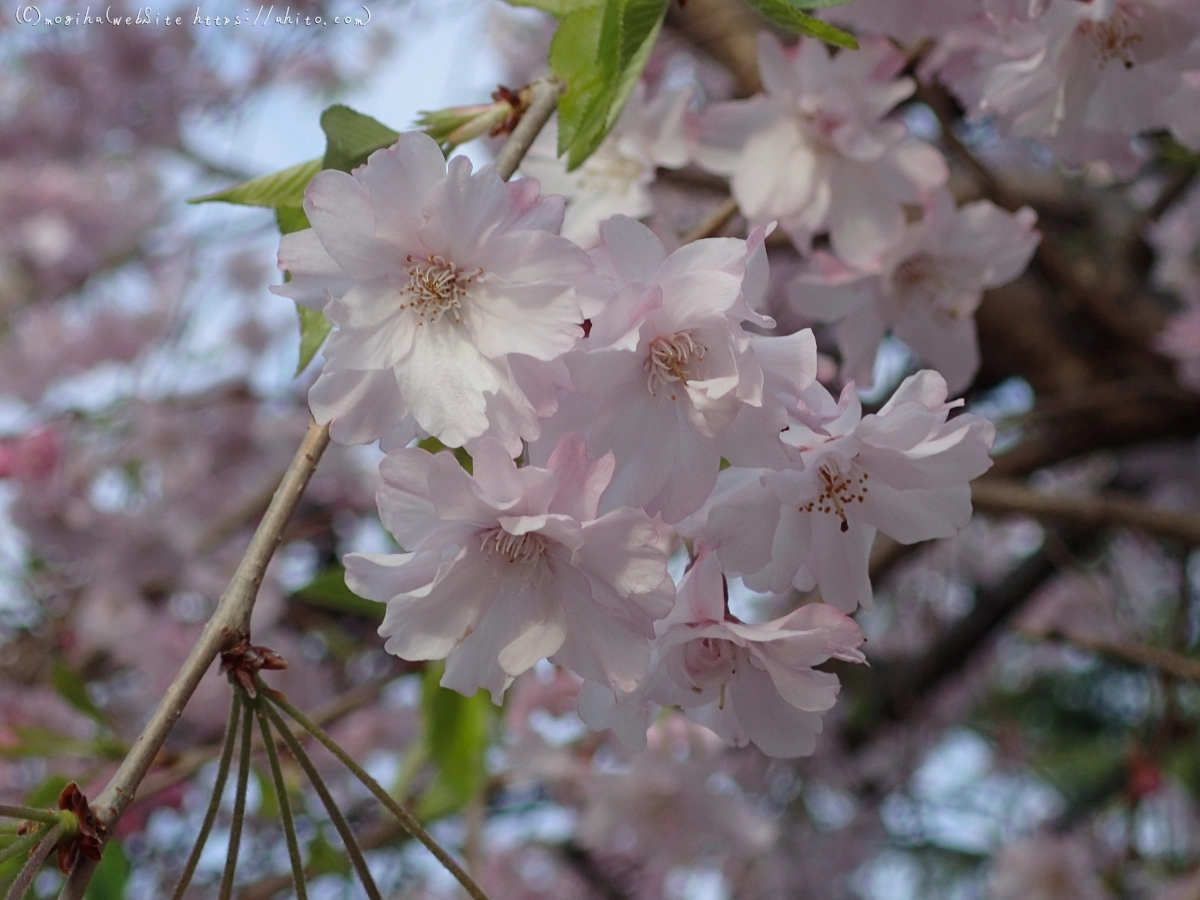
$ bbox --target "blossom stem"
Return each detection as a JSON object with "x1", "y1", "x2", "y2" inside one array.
[
  {"x1": 218, "y1": 702, "x2": 254, "y2": 900},
  {"x1": 252, "y1": 698, "x2": 309, "y2": 900},
  {"x1": 3, "y1": 823, "x2": 62, "y2": 900},
  {"x1": 259, "y1": 701, "x2": 382, "y2": 900},
  {"x1": 0, "y1": 828, "x2": 47, "y2": 869},
  {"x1": 0, "y1": 806, "x2": 58, "y2": 826},
  {"x1": 492, "y1": 77, "x2": 562, "y2": 181},
  {"x1": 262, "y1": 681, "x2": 492, "y2": 900},
  {"x1": 58, "y1": 78, "x2": 559, "y2": 898},
  {"x1": 168, "y1": 694, "x2": 243, "y2": 900}
]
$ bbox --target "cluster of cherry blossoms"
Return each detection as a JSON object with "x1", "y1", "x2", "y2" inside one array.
[{"x1": 275, "y1": 46, "x2": 1002, "y2": 754}]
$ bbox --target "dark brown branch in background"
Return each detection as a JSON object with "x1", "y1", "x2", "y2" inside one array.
[{"x1": 971, "y1": 478, "x2": 1200, "y2": 546}]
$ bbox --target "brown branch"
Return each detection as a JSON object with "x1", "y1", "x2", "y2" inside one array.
[
  {"x1": 972, "y1": 478, "x2": 1200, "y2": 547},
  {"x1": 682, "y1": 196, "x2": 739, "y2": 244},
  {"x1": 1020, "y1": 627, "x2": 1200, "y2": 683}
]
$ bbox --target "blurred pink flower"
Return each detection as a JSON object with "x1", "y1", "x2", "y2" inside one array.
[
  {"x1": 346, "y1": 434, "x2": 675, "y2": 702},
  {"x1": 272, "y1": 131, "x2": 591, "y2": 453},
  {"x1": 789, "y1": 188, "x2": 1039, "y2": 395},
  {"x1": 693, "y1": 33, "x2": 947, "y2": 268}
]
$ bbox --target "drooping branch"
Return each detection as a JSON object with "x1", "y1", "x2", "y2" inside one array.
[{"x1": 972, "y1": 478, "x2": 1200, "y2": 546}]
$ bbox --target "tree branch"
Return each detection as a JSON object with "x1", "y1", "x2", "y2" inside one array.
[{"x1": 972, "y1": 478, "x2": 1200, "y2": 547}]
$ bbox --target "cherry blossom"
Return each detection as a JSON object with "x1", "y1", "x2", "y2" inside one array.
[
  {"x1": 788, "y1": 188, "x2": 1040, "y2": 395},
  {"x1": 272, "y1": 131, "x2": 592, "y2": 453},
  {"x1": 344, "y1": 434, "x2": 675, "y2": 702},
  {"x1": 1158, "y1": 292, "x2": 1200, "y2": 390},
  {"x1": 533, "y1": 216, "x2": 811, "y2": 523},
  {"x1": 519, "y1": 83, "x2": 692, "y2": 247},
  {"x1": 680, "y1": 371, "x2": 996, "y2": 612},
  {"x1": 938, "y1": 0, "x2": 1200, "y2": 171},
  {"x1": 989, "y1": 835, "x2": 1113, "y2": 900},
  {"x1": 692, "y1": 32, "x2": 947, "y2": 268},
  {"x1": 580, "y1": 544, "x2": 866, "y2": 757},
  {"x1": 1147, "y1": 182, "x2": 1200, "y2": 295}
]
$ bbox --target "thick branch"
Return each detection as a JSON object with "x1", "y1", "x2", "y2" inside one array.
[
  {"x1": 1021, "y1": 627, "x2": 1200, "y2": 683},
  {"x1": 972, "y1": 478, "x2": 1200, "y2": 546}
]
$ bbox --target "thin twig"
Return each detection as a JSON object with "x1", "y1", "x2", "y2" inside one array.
[
  {"x1": 492, "y1": 77, "x2": 562, "y2": 181},
  {"x1": 0, "y1": 807, "x2": 57, "y2": 826},
  {"x1": 263, "y1": 684, "x2": 492, "y2": 900},
  {"x1": 60, "y1": 77, "x2": 562, "y2": 899},
  {"x1": 3, "y1": 824, "x2": 62, "y2": 900},
  {"x1": 141, "y1": 674, "x2": 393, "y2": 801},
  {"x1": 682, "y1": 196, "x2": 739, "y2": 244},
  {"x1": 0, "y1": 829, "x2": 46, "y2": 869},
  {"x1": 252, "y1": 701, "x2": 308, "y2": 900},
  {"x1": 1021, "y1": 628, "x2": 1200, "y2": 683},
  {"x1": 219, "y1": 704, "x2": 255, "y2": 900},
  {"x1": 169, "y1": 695, "x2": 243, "y2": 900},
  {"x1": 259, "y1": 703, "x2": 382, "y2": 900},
  {"x1": 58, "y1": 420, "x2": 329, "y2": 899},
  {"x1": 972, "y1": 479, "x2": 1200, "y2": 547}
]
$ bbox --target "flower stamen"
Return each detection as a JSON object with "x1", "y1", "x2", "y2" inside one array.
[
  {"x1": 644, "y1": 331, "x2": 706, "y2": 399},
  {"x1": 800, "y1": 460, "x2": 869, "y2": 533},
  {"x1": 481, "y1": 528, "x2": 547, "y2": 564},
  {"x1": 400, "y1": 254, "x2": 482, "y2": 325}
]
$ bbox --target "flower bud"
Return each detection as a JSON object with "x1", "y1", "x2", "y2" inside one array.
[{"x1": 416, "y1": 85, "x2": 529, "y2": 151}]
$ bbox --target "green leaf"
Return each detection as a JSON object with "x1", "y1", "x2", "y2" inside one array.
[
  {"x1": 85, "y1": 839, "x2": 130, "y2": 900},
  {"x1": 24, "y1": 775, "x2": 70, "y2": 809},
  {"x1": 189, "y1": 158, "x2": 322, "y2": 208},
  {"x1": 504, "y1": 0, "x2": 600, "y2": 15},
  {"x1": 295, "y1": 304, "x2": 332, "y2": 375},
  {"x1": 550, "y1": 0, "x2": 669, "y2": 170},
  {"x1": 275, "y1": 205, "x2": 310, "y2": 235},
  {"x1": 293, "y1": 567, "x2": 386, "y2": 620},
  {"x1": 307, "y1": 829, "x2": 352, "y2": 877},
  {"x1": 744, "y1": 0, "x2": 858, "y2": 47},
  {"x1": 419, "y1": 662, "x2": 493, "y2": 818},
  {"x1": 51, "y1": 658, "x2": 107, "y2": 726},
  {"x1": 416, "y1": 437, "x2": 474, "y2": 474},
  {"x1": 320, "y1": 105, "x2": 401, "y2": 173}
]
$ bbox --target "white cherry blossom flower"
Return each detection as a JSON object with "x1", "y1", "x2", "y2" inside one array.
[
  {"x1": 938, "y1": 0, "x2": 1200, "y2": 171},
  {"x1": 692, "y1": 32, "x2": 947, "y2": 268},
  {"x1": 519, "y1": 83, "x2": 692, "y2": 247},
  {"x1": 344, "y1": 433, "x2": 675, "y2": 702},
  {"x1": 680, "y1": 371, "x2": 996, "y2": 612},
  {"x1": 580, "y1": 544, "x2": 866, "y2": 757},
  {"x1": 533, "y1": 216, "x2": 813, "y2": 524},
  {"x1": 271, "y1": 131, "x2": 592, "y2": 453},
  {"x1": 789, "y1": 188, "x2": 1040, "y2": 395}
]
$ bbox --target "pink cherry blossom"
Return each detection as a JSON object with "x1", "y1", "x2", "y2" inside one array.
[
  {"x1": 344, "y1": 433, "x2": 675, "y2": 702},
  {"x1": 1147, "y1": 182, "x2": 1200, "y2": 295},
  {"x1": 533, "y1": 216, "x2": 810, "y2": 523},
  {"x1": 1158, "y1": 292, "x2": 1200, "y2": 390},
  {"x1": 519, "y1": 83, "x2": 692, "y2": 247},
  {"x1": 271, "y1": 131, "x2": 592, "y2": 453},
  {"x1": 581, "y1": 544, "x2": 866, "y2": 758},
  {"x1": 692, "y1": 32, "x2": 948, "y2": 268},
  {"x1": 938, "y1": 0, "x2": 1200, "y2": 170},
  {"x1": 819, "y1": 0, "x2": 980, "y2": 44},
  {"x1": 788, "y1": 188, "x2": 1040, "y2": 395},
  {"x1": 680, "y1": 371, "x2": 996, "y2": 612},
  {"x1": 989, "y1": 834, "x2": 1113, "y2": 900}
]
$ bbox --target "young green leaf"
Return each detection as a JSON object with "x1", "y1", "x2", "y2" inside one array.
[
  {"x1": 504, "y1": 0, "x2": 601, "y2": 15},
  {"x1": 85, "y1": 839, "x2": 130, "y2": 900},
  {"x1": 293, "y1": 566, "x2": 387, "y2": 620},
  {"x1": 550, "y1": 0, "x2": 669, "y2": 170},
  {"x1": 189, "y1": 158, "x2": 322, "y2": 208},
  {"x1": 320, "y1": 104, "x2": 401, "y2": 173},
  {"x1": 295, "y1": 305, "x2": 333, "y2": 376},
  {"x1": 744, "y1": 0, "x2": 858, "y2": 48},
  {"x1": 419, "y1": 662, "x2": 493, "y2": 817}
]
